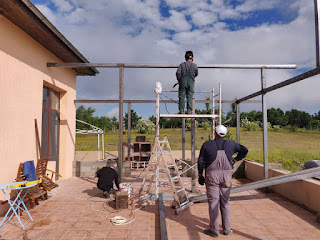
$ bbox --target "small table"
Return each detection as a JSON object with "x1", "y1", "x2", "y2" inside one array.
[{"x1": 0, "y1": 180, "x2": 39, "y2": 230}]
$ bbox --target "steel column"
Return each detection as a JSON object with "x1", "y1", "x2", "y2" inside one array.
[
  {"x1": 182, "y1": 118, "x2": 185, "y2": 161},
  {"x1": 236, "y1": 103, "x2": 240, "y2": 143},
  {"x1": 315, "y1": 0, "x2": 320, "y2": 66},
  {"x1": 118, "y1": 66, "x2": 124, "y2": 183},
  {"x1": 156, "y1": 92, "x2": 160, "y2": 136},
  {"x1": 219, "y1": 84, "x2": 222, "y2": 125},
  {"x1": 212, "y1": 88, "x2": 215, "y2": 140},
  {"x1": 127, "y1": 103, "x2": 131, "y2": 161},
  {"x1": 261, "y1": 68, "x2": 268, "y2": 179},
  {"x1": 191, "y1": 94, "x2": 196, "y2": 192}
]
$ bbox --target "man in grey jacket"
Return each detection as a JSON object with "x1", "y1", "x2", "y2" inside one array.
[
  {"x1": 176, "y1": 51, "x2": 198, "y2": 114},
  {"x1": 198, "y1": 125, "x2": 248, "y2": 237}
]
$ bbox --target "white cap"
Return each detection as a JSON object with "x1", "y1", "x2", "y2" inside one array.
[
  {"x1": 215, "y1": 125, "x2": 227, "y2": 137},
  {"x1": 155, "y1": 82, "x2": 162, "y2": 94}
]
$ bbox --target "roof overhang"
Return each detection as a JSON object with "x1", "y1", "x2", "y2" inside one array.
[{"x1": 0, "y1": 0, "x2": 98, "y2": 76}]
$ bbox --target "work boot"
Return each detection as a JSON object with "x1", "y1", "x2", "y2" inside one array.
[
  {"x1": 204, "y1": 229, "x2": 218, "y2": 237},
  {"x1": 103, "y1": 191, "x2": 110, "y2": 198},
  {"x1": 223, "y1": 229, "x2": 233, "y2": 236}
]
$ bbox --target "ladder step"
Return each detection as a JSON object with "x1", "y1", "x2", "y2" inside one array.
[
  {"x1": 176, "y1": 189, "x2": 184, "y2": 193},
  {"x1": 158, "y1": 140, "x2": 168, "y2": 143},
  {"x1": 167, "y1": 164, "x2": 176, "y2": 168},
  {"x1": 171, "y1": 176, "x2": 180, "y2": 180},
  {"x1": 179, "y1": 201, "x2": 190, "y2": 207}
]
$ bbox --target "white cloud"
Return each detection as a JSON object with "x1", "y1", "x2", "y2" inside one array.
[
  {"x1": 192, "y1": 11, "x2": 218, "y2": 26},
  {"x1": 53, "y1": 0, "x2": 74, "y2": 12},
  {"x1": 33, "y1": 0, "x2": 320, "y2": 116},
  {"x1": 106, "y1": 108, "x2": 119, "y2": 118}
]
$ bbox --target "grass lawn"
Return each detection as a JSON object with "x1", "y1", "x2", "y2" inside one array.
[{"x1": 76, "y1": 127, "x2": 320, "y2": 172}]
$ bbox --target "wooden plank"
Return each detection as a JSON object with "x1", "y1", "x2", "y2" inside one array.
[{"x1": 159, "y1": 193, "x2": 168, "y2": 240}]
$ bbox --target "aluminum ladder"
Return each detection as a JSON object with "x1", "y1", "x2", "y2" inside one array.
[{"x1": 137, "y1": 136, "x2": 192, "y2": 214}]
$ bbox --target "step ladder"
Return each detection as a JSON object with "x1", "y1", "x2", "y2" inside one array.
[{"x1": 137, "y1": 136, "x2": 192, "y2": 214}]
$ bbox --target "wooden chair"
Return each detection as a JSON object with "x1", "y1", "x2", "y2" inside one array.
[
  {"x1": 36, "y1": 158, "x2": 61, "y2": 192},
  {"x1": 15, "y1": 163, "x2": 47, "y2": 208}
]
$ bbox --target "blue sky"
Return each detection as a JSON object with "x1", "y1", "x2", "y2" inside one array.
[{"x1": 32, "y1": 0, "x2": 319, "y2": 118}]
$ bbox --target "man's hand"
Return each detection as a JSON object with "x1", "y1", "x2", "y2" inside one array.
[{"x1": 198, "y1": 174, "x2": 205, "y2": 185}]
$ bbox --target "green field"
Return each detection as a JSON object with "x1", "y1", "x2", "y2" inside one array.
[{"x1": 76, "y1": 127, "x2": 320, "y2": 172}]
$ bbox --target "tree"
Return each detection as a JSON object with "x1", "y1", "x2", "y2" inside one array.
[
  {"x1": 76, "y1": 105, "x2": 95, "y2": 129},
  {"x1": 124, "y1": 110, "x2": 141, "y2": 129},
  {"x1": 111, "y1": 117, "x2": 118, "y2": 129},
  {"x1": 267, "y1": 108, "x2": 288, "y2": 126}
]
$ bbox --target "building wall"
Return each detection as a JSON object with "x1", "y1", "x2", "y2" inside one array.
[{"x1": 0, "y1": 15, "x2": 77, "y2": 211}]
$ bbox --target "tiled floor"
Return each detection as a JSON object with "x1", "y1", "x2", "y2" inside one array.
[{"x1": 0, "y1": 176, "x2": 319, "y2": 239}]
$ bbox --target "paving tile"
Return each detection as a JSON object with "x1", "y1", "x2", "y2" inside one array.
[
  {"x1": 84, "y1": 229, "x2": 110, "y2": 238},
  {"x1": 106, "y1": 228, "x2": 130, "y2": 238},
  {"x1": 39, "y1": 228, "x2": 69, "y2": 239},
  {"x1": 21, "y1": 229, "x2": 45, "y2": 240},
  {"x1": 60, "y1": 229, "x2": 88, "y2": 239}
]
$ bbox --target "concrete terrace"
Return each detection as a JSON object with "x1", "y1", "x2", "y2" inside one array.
[{"x1": 0, "y1": 176, "x2": 320, "y2": 240}]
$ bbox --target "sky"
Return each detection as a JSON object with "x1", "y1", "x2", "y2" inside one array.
[{"x1": 31, "y1": 0, "x2": 320, "y2": 119}]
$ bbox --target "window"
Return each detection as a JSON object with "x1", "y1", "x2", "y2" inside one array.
[{"x1": 41, "y1": 86, "x2": 60, "y2": 178}]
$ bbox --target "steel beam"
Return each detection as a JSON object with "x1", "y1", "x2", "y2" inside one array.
[
  {"x1": 189, "y1": 166, "x2": 320, "y2": 203},
  {"x1": 75, "y1": 99, "x2": 261, "y2": 104},
  {"x1": 48, "y1": 62, "x2": 297, "y2": 69},
  {"x1": 160, "y1": 114, "x2": 218, "y2": 118},
  {"x1": 159, "y1": 193, "x2": 168, "y2": 240},
  {"x1": 237, "y1": 67, "x2": 320, "y2": 103}
]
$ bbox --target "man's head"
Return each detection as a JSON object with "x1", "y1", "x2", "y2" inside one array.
[
  {"x1": 106, "y1": 161, "x2": 117, "y2": 169},
  {"x1": 185, "y1": 51, "x2": 193, "y2": 61},
  {"x1": 215, "y1": 125, "x2": 227, "y2": 139}
]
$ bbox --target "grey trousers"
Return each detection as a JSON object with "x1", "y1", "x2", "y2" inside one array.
[{"x1": 206, "y1": 183, "x2": 231, "y2": 234}]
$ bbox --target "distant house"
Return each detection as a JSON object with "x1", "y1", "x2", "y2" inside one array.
[{"x1": 0, "y1": 0, "x2": 98, "y2": 213}]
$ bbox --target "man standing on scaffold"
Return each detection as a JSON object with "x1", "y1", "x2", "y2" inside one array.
[
  {"x1": 198, "y1": 125, "x2": 248, "y2": 237},
  {"x1": 176, "y1": 51, "x2": 198, "y2": 114}
]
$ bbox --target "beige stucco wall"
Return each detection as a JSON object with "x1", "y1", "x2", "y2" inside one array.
[
  {"x1": 0, "y1": 15, "x2": 77, "y2": 212},
  {"x1": 245, "y1": 161, "x2": 320, "y2": 214}
]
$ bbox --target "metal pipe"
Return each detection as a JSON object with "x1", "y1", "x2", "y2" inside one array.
[
  {"x1": 75, "y1": 99, "x2": 261, "y2": 104},
  {"x1": 182, "y1": 118, "x2": 185, "y2": 161},
  {"x1": 128, "y1": 103, "x2": 131, "y2": 161},
  {"x1": 237, "y1": 67, "x2": 320, "y2": 103},
  {"x1": 98, "y1": 133, "x2": 100, "y2": 161},
  {"x1": 118, "y1": 67, "x2": 124, "y2": 182},
  {"x1": 219, "y1": 84, "x2": 222, "y2": 125},
  {"x1": 261, "y1": 68, "x2": 268, "y2": 179},
  {"x1": 236, "y1": 103, "x2": 240, "y2": 143},
  {"x1": 191, "y1": 93, "x2": 196, "y2": 192},
  {"x1": 102, "y1": 133, "x2": 105, "y2": 160},
  {"x1": 162, "y1": 90, "x2": 213, "y2": 93},
  {"x1": 315, "y1": 0, "x2": 320, "y2": 67},
  {"x1": 212, "y1": 88, "x2": 215, "y2": 140},
  {"x1": 156, "y1": 92, "x2": 160, "y2": 136},
  {"x1": 47, "y1": 62, "x2": 297, "y2": 69}
]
